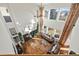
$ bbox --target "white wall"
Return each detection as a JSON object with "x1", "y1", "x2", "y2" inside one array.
[
  {"x1": 44, "y1": 19, "x2": 65, "y2": 32},
  {"x1": 70, "y1": 17, "x2": 79, "y2": 53},
  {"x1": 8, "y1": 3, "x2": 38, "y2": 34},
  {"x1": 0, "y1": 3, "x2": 71, "y2": 35},
  {"x1": 0, "y1": 13, "x2": 15, "y2": 54},
  {"x1": 7, "y1": 3, "x2": 71, "y2": 34}
]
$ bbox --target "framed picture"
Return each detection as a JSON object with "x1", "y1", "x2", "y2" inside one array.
[
  {"x1": 3, "y1": 16, "x2": 12, "y2": 23},
  {"x1": 50, "y1": 9, "x2": 58, "y2": 20},
  {"x1": 59, "y1": 9, "x2": 69, "y2": 21},
  {"x1": 9, "y1": 28, "x2": 17, "y2": 36}
]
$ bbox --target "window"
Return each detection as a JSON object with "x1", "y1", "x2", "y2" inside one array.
[
  {"x1": 59, "y1": 8, "x2": 69, "y2": 21},
  {"x1": 45, "y1": 8, "x2": 69, "y2": 21},
  {"x1": 50, "y1": 9, "x2": 58, "y2": 20},
  {"x1": 45, "y1": 10, "x2": 49, "y2": 19}
]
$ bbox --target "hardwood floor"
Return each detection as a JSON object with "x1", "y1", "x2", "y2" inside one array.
[
  {"x1": 22, "y1": 29, "x2": 69, "y2": 55},
  {"x1": 23, "y1": 37, "x2": 52, "y2": 54}
]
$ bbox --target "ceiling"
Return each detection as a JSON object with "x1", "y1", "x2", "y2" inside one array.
[{"x1": 0, "y1": 3, "x2": 71, "y2": 9}]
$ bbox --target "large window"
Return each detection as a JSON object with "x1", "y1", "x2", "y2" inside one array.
[
  {"x1": 59, "y1": 8, "x2": 69, "y2": 21},
  {"x1": 45, "y1": 8, "x2": 69, "y2": 21},
  {"x1": 50, "y1": 9, "x2": 58, "y2": 20}
]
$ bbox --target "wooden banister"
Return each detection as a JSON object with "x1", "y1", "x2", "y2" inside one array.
[{"x1": 59, "y1": 3, "x2": 79, "y2": 46}]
